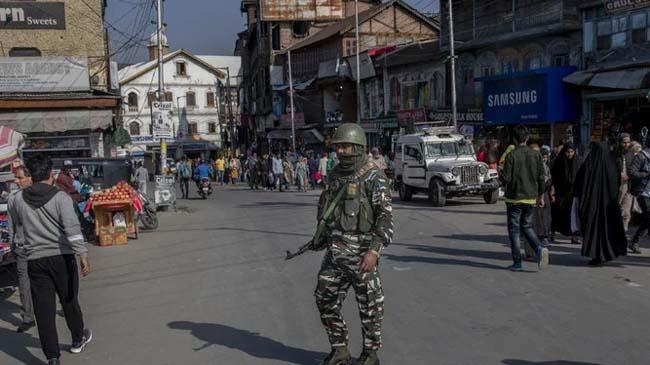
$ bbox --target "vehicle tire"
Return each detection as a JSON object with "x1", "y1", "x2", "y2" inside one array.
[
  {"x1": 484, "y1": 189, "x2": 499, "y2": 204},
  {"x1": 398, "y1": 180, "x2": 413, "y2": 202},
  {"x1": 429, "y1": 179, "x2": 447, "y2": 207},
  {"x1": 141, "y1": 209, "x2": 159, "y2": 230}
]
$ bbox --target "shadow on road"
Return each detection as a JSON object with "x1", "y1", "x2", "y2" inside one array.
[
  {"x1": 383, "y1": 253, "x2": 512, "y2": 271},
  {"x1": 168, "y1": 321, "x2": 326, "y2": 365},
  {"x1": 502, "y1": 360, "x2": 603, "y2": 365},
  {"x1": 0, "y1": 326, "x2": 44, "y2": 365},
  {"x1": 0, "y1": 299, "x2": 22, "y2": 327},
  {"x1": 239, "y1": 201, "x2": 316, "y2": 208}
]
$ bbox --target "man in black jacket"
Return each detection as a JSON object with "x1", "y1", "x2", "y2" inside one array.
[{"x1": 502, "y1": 125, "x2": 550, "y2": 271}]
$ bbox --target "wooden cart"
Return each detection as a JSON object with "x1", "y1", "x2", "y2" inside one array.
[{"x1": 92, "y1": 200, "x2": 138, "y2": 246}]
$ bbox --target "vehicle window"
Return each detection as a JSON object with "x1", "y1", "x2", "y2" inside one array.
[
  {"x1": 80, "y1": 165, "x2": 103, "y2": 179},
  {"x1": 404, "y1": 145, "x2": 422, "y2": 161},
  {"x1": 426, "y1": 141, "x2": 472, "y2": 156}
]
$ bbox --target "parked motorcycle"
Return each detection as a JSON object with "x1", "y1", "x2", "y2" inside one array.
[
  {"x1": 135, "y1": 190, "x2": 158, "y2": 230},
  {"x1": 197, "y1": 178, "x2": 212, "y2": 199}
]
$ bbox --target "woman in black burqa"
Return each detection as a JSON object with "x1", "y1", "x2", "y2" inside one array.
[
  {"x1": 573, "y1": 142, "x2": 627, "y2": 265},
  {"x1": 551, "y1": 143, "x2": 580, "y2": 242}
]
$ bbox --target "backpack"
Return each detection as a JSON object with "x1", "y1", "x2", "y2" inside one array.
[{"x1": 180, "y1": 163, "x2": 191, "y2": 178}]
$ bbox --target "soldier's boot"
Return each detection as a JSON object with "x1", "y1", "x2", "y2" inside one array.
[
  {"x1": 321, "y1": 346, "x2": 352, "y2": 365},
  {"x1": 357, "y1": 350, "x2": 380, "y2": 365}
]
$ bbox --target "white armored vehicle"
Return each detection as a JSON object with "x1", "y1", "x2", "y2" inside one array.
[{"x1": 394, "y1": 127, "x2": 500, "y2": 207}]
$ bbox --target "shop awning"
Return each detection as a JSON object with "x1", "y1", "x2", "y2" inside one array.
[
  {"x1": 267, "y1": 128, "x2": 324, "y2": 144},
  {"x1": 0, "y1": 110, "x2": 114, "y2": 133},
  {"x1": 563, "y1": 67, "x2": 650, "y2": 89},
  {"x1": 0, "y1": 126, "x2": 24, "y2": 169},
  {"x1": 272, "y1": 78, "x2": 315, "y2": 91},
  {"x1": 346, "y1": 53, "x2": 376, "y2": 81}
]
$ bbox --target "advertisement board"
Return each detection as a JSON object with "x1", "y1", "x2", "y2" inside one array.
[
  {"x1": 0, "y1": 57, "x2": 89, "y2": 92},
  {"x1": 151, "y1": 101, "x2": 174, "y2": 139},
  {"x1": 260, "y1": 0, "x2": 343, "y2": 21},
  {"x1": 0, "y1": 2, "x2": 65, "y2": 29}
]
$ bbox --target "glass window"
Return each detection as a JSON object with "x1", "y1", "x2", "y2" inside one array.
[
  {"x1": 612, "y1": 32, "x2": 627, "y2": 48},
  {"x1": 404, "y1": 145, "x2": 422, "y2": 161},
  {"x1": 612, "y1": 16, "x2": 628, "y2": 33},
  {"x1": 597, "y1": 20, "x2": 611, "y2": 35},
  {"x1": 584, "y1": 22, "x2": 595, "y2": 53},
  {"x1": 186, "y1": 91, "x2": 196, "y2": 106},
  {"x1": 208, "y1": 122, "x2": 217, "y2": 134},
  {"x1": 129, "y1": 122, "x2": 140, "y2": 136},
  {"x1": 425, "y1": 142, "x2": 471, "y2": 157},
  {"x1": 632, "y1": 13, "x2": 646, "y2": 29}
]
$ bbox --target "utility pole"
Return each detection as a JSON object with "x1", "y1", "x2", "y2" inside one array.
[
  {"x1": 448, "y1": 0, "x2": 458, "y2": 129},
  {"x1": 288, "y1": 50, "x2": 296, "y2": 153},
  {"x1": 355, "y1": 0, "x2": 361, "y2": 124},
  {"x1": 156, "y1": 0, "x2": 166, "y2": 173}
]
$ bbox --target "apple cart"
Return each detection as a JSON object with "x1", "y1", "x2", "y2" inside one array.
[{"x1": 86, "y1": 181, "x2": 143, "y2": 246}]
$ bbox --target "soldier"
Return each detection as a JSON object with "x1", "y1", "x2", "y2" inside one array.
[{"x1": 314, "y1": 123, "x2": 394, "y2": 365}]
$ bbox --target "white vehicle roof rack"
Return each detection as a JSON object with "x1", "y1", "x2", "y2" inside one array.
[{"x1": 422, "y1": 126, "x2": 457, "y2": 137}]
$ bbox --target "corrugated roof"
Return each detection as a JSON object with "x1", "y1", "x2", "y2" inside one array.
[
  {"x1": 282, "y1": 0, "x2": 439, "y2": 53},
  {"x1": 373, "y1": 40, "x2": 441, "y2": 67}
]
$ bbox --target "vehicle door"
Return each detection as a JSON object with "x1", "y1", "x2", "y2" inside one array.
[{"x1": 402, "y1": 143, "x2": 426, "y2": 188}]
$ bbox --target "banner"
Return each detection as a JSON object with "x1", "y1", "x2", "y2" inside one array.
[
  {"x1": 151, "y1": 101, "x2": 174, "y2": 139},
  {"x1": 0, "y1": 2, "x2": 65, "y2": 29},
  {"x1": 0, "y1": 57, "x2": 89, "y2": 92}
]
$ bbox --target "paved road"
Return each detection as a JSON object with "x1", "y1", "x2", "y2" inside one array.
[{"x1": 1, "y1": 186, "x2": 650, "y2": 365}]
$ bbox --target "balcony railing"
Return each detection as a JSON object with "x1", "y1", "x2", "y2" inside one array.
[{"x1": 442, "y1": 0, "x2": 579, "y2": 45}]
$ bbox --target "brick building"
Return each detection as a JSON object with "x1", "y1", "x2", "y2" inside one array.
[{"x1": 0, "y1": 0, "x2": 120, "y2": 162}]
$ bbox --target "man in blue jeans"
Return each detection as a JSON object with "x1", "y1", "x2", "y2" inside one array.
[{"x1": 502, "y1": 125, "x2": 550, "y2": 271}]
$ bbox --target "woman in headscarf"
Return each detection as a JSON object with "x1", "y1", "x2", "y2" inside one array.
[
  {"x1": 551, "y1": 142, "x2": 580, "y2": 242},
  {"x1": 532, "y1": 146, "x2": 553, "y2": 246},
  {"x1": 573, "y1": 142, "x2": 627, "y2": 265}
]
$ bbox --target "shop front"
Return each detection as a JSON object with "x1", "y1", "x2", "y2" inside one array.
[{"x1": 477, "y1": 66, "x2": 580, "y2": 147}]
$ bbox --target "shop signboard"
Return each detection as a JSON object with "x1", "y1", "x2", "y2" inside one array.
[
  {"x1": 279, "y1": 112, "x2": 305, "y2": 127},
  {"x1": 260, "y1": 0, "x2": 343, "y2": 21},
  {"x1": 154, "y1": 174, "x2": 176, "y2": 208},
  {"x1": 428, "y1": 109, "x2": 484, "y2": 123},
  {"x1": 0, "y1": 57, "x2": 89, "y2": 92},
  {"x1": 152, "y1": 101, "x2": 174, "y2": 139},
  {"x1": 396, "y1": 108, "x2": 426, "y2": 127},
  {"x1": 0, "y1": 2, "x2": 65, "y2": 29},
  {"x1": 479, "y1": 67, "x2": 578, "y2": 125},
  {"x1": 604, "y1": 0, "x2": 650, "y2": 14}
]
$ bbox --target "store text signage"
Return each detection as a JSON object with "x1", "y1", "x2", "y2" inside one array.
[
  {"x1": 152, "y1": 101, "x2": 174, "y2": 140},
  {"x1": 429, "y1": 109, "x2": 483, "y2": 123},
  {"x1": 604, "y1": 0, "x2": 650, "y2": 13},
  {"x1": 0, "y1": 2, "x2": 65, "y2": 29},
  {"x1": 396, "y1": 108, "x2": 426, "y2": 126},
  {"x1": 483, "y1": 74, "x2": 547, "y2": 124},
  {"x1": 0, "y1": 57, "x2": 89, "y2": 92}
]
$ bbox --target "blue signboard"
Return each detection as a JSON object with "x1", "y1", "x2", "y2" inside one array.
[{"x1": 478, "y1": 67, "x2": 578, "y2": 125}]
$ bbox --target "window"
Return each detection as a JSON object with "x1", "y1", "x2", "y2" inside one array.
[
  {"x1": 462, "y1": 68, "x2": 474, "y2": 85},
  {"x1": 129, "y1": 122, "x2": 141, "y2": 136},
  {"x1": 612, "y1": 32, "x2": 627, "y2": 48},
  {"x1": 207, "y1": 92, "x2": 215, "y2": 107},
  {"x1": 164, "y1": 91, "x2": 173, "y2": 102},
  {"x1": 147, "y1": 92, "x2": 157, "y2": 107},
  {"x1": 208, "y1": 122, "x2": 217, "y2": 134},
  {"x1": 186, "y1": 91, "x2": 196, "y2": 107},
  {"x1": 272, "y1": 24, "x2": 281, "y2": 50},
  {"x1": 584, "y1": 22, "x2": 595, "y2": 53},
  {"x1": 187, "y1": 123, "x2": 198, "y2": 135},
  {"x1": 293, "y1": 21, "x2": 310, "y2": 37},
  {"x1": 482, "y1": 67, "x2": 495, "y2": 77},
  {"x1": 8, "y1": 47, "x2": 41, "y2": 57},
  {"x1": 404, "y1": 145, "x2": 422, "y2": 161},
  {"x1": 632, "y1": 13, "x2": 648, "y2": 44},
  {"x1": 176, "y1": 61, "x2": 187, "y2": 76},
  {"x1": 344, "y1": 39, "x2": 357, "y2": 57},
  {"x1": 390, "y1": 78, "x2": 401, "y2": 111},
  {"x1": 552, "y1": 54, "x2": 569, "y2": 67},
  {"x1": 127, "y1": 92, "x2": 138, "y2": 111}
]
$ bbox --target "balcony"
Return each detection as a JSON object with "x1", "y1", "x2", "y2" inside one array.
[{"x1": 442, "y1": 0, "x2": 580, "y2": 49}]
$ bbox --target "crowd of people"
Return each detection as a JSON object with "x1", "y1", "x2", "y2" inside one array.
[
  {"x1": 500, "y1": 126, "x2": 644, "y2": 270},
  {"x1": 171, "y1": 146, "x2": 396, "y2": 195}
]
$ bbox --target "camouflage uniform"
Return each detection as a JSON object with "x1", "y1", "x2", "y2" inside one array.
[{"x1": 314, "y1": 161, "x2": 394, "y2": 352}]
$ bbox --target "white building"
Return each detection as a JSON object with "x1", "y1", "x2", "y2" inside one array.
[{"x1": 118, "y1": 32, "x2": 241, "y2": 158}]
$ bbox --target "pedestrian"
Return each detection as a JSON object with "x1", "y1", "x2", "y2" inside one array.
[
  {"x1": 272, "y1": 153, "x2": 283, "y2": 191},
  {"x1": 282, "y1": 156, "x2": 294, "y2": 191},
  {"x1": 319, "y1": 152, "x2": 329, "y2": 189},
  {"x1": 55, "y1": 164, "x2": 80, "y2": 204},
  {"x1": 247, "y1": 153, "x2": 260, "y2": 190},
  {"x1": 486, "y1": 140, "x2": 500, "y2": 170},
  {"x1": 626, "y1": 142, "x2": 648, "y2": 254},
  {"x1": 501, "y1": 125, "x2": 549, "y2": 271},
  {"x1": 308, "y1": 154, "x2": 320, "y2": 190},
  {"x1": 617, "y1": 133, "x2": 635, "y2": 235},
  {"x1": 134, "y1": 162, "x2": 149, "y2": 196},
  {"x1": 370, "y1": 147, "x2": 387, "y2": 170},
  {"x1": 550, "y1": 142, "x2": 581, "y2": 244},
  {"x1": 178, "y1": 157, "x2": 192, "y2": 199},
  {"x1": 531, "y1": 145, "x2": 553, "y2": 247},
  {"x1": 313, "y1": 123, "x2": 393, "y2": 365},
  {"x1": 215, "y1": 155, "x2": 226, "y2": 185},
  {"x1": 7, "y1": 155, "x2": 92, "y2": 365},
  {"x1": 573, "y1": 142, "x2": 628, "y2": 265},
  {"x1": 295, "y1": 157, "x2": 309, "y2": 192},
  {"x1": 229, "y1": 155, "x2": 240, "y2": 184},
  {"x1": 259, "y1": 154, "x2": 271, "y2": 190},
  {"x1": 8, "y1": 165, "x2": 35, "y2": 333}
]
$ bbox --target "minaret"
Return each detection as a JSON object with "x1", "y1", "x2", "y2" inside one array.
[{"x1": 147, "y1": 29, "x2": 169, "y2": 61}]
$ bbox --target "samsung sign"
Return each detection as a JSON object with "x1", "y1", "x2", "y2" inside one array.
[
  {"x1": 479, "y1": 67, "x2": 578, "y2": 125},
  {"x1": 0, "y1": 2, "x2": 65, "y2": 29}
]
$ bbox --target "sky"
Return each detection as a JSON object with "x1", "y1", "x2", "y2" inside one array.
[{"x1": 106, "y1": 0, "x2": 440, "y2": 65}]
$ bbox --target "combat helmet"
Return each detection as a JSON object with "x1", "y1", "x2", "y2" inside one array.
[{"x1": 332, "y1": 123, "x2": 366, "y2": 146}]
